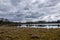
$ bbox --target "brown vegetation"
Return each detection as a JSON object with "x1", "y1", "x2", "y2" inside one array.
[{"x1": 0, "y1": 27, "x2": 60, "y2": 40}]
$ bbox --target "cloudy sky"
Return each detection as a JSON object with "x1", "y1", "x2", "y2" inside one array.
[{"x1": 0, "y1": 0, "x2": 60, "y2": 22}]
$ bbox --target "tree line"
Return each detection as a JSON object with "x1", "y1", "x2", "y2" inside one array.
[{"x1": 0, "y1": 18, "x2": 60, "y2": 26}]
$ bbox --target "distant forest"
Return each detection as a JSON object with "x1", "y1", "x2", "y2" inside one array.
[{"x1": 0, "y1": 18, "x2": 60, "y2": 26}]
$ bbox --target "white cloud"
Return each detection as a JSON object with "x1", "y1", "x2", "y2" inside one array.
[{"x1": 0, "y1": 0, "x2": 60, "y2": 22}]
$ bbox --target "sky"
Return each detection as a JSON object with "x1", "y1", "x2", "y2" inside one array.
[{"x1": 0, "y1": 0, "x2": 60, "y2": 22}]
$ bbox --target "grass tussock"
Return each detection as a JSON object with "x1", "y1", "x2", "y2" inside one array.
[{"x1": 0, "y1": 27, "x2": 60, "y2": 40}]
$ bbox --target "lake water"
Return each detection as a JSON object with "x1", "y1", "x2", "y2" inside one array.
[{"x1": 17, "y1": 25, "x2": 60, "y2": 28}]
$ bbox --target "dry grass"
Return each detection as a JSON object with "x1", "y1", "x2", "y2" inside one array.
[{"x1": 0, "y1": 26, "x2": 60, "y2": 40}]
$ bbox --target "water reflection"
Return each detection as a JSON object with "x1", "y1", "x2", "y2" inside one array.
[
  {"x1": 27, "y1": 24, "x2": 60, "y2": 28},
  {"x1": 19, "y1": 24, "x2": 60, "y2": 28},
  {"x1": 37, "y1": 25, "x2": 60, "y2": 28}
]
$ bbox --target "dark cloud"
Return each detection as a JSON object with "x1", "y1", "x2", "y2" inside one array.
[{"x1": 11, "y1": 0, "x2": 21, "y2": 6}]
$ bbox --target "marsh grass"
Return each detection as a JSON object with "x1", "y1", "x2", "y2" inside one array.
[{"x1": 0, "y1": 27, "x2": 60, "y2": 40}]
